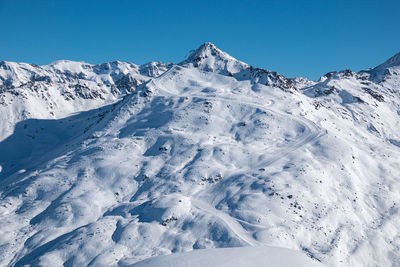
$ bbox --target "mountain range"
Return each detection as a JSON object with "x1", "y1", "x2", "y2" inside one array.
[{"x1": 0, "y1": 43, "x2": 399, "y2": 266}]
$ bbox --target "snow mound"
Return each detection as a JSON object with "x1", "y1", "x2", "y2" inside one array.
[
  {"x1": 130, "y1": 194, "x2": 191, "y2": 225},
  {"x1": 130, "y1": 246, "x2": 324, "y2": 267}
]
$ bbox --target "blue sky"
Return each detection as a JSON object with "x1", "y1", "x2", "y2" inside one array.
[{"x1": 0, "y1": 0, "x2": 399, "y2": 80}]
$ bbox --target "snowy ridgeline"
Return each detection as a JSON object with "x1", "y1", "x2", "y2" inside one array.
[{"x1": 0, "y1": 43, "x2": 400, "y2": 266}]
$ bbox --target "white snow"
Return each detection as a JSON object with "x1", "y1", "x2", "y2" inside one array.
[
  {"x1": 130, "y1": 246, "x2": 324, "y2": 267},
  {"x1": 0, "y1": 43, "x2": 400, "y2": 266}
]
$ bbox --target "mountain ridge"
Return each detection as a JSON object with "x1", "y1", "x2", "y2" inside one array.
[
  {"x1": 0, "y1": 43, "x2": 400, "y2": 266},
  {"x1": 1, "y1": 42, "x2": 399, "y2": 89}
]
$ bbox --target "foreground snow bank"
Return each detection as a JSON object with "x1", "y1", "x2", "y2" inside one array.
[{"x1": 130, "y1": 246, "x2": 324, "y2": 267}]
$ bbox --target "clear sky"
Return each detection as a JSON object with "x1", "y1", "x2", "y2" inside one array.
[{"x1": 0, "y1": 0, "x2": 399, "y2": 80}]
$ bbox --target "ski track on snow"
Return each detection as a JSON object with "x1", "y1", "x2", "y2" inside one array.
[{"x1": 151, "y1": 66, "x2": 325, "y2": 247}]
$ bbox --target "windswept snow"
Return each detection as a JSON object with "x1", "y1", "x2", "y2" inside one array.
[
  {"x1": 1, "y1": 43, "x2": 400, "y2": 266},
  {"x1": 130, "y1": 246, "x2": 324, "y2": 267}
]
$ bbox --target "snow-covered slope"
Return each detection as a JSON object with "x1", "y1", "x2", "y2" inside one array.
[
  {"x1": 0, "y1": 60, "x2": 172, "y2": 140},
  {"x1": 0, "y1": 43, "x2": 400, "y2": 266},
  {"x1": 131, "y1": 246, "x2": 324, "y2": 267}
]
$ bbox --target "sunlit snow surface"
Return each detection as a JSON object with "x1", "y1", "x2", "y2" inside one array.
[
  {"x1": 131, "y1": 246, "x2": 324, "y2": 267},
  {"x1": 1, "y1": 44, "x2": 400, "y2": 266}
]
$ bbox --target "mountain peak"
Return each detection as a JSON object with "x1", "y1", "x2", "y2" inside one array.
[
  {"x1": 190, "y1": 42, "x2": 221, "y2": 55},
  {"x1": 194, "y1": 42, "x2": 226, "y2": 56},
  {"x1": 183, "y1": 42, "x2": 239, "y2": 65},
  {"x1": 376, "y1": 51, "x2": 400, "y2": 69},
  {"x1": 197, "y1": 42, "x2": 218, "y2": 51},
  {"x1": 362, "y1": 51, "x2": 400, "y2": 81},
  {"x1": 179, "y1": 43, "x2": 305, "y2": 91},
  {"x1": 180, "y1": 42, "x2": 249, "y2": 75}
]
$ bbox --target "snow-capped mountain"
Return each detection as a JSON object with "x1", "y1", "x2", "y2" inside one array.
[
  {"x1": 0, "y1": 60, "x2": 173, "y2": 140},
  {"x1": 180, "y1": 42, "x2": 314, "y2": 91},
  {"x1": 0, "y1": 43, "x2": 399, "y2": 266}
]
